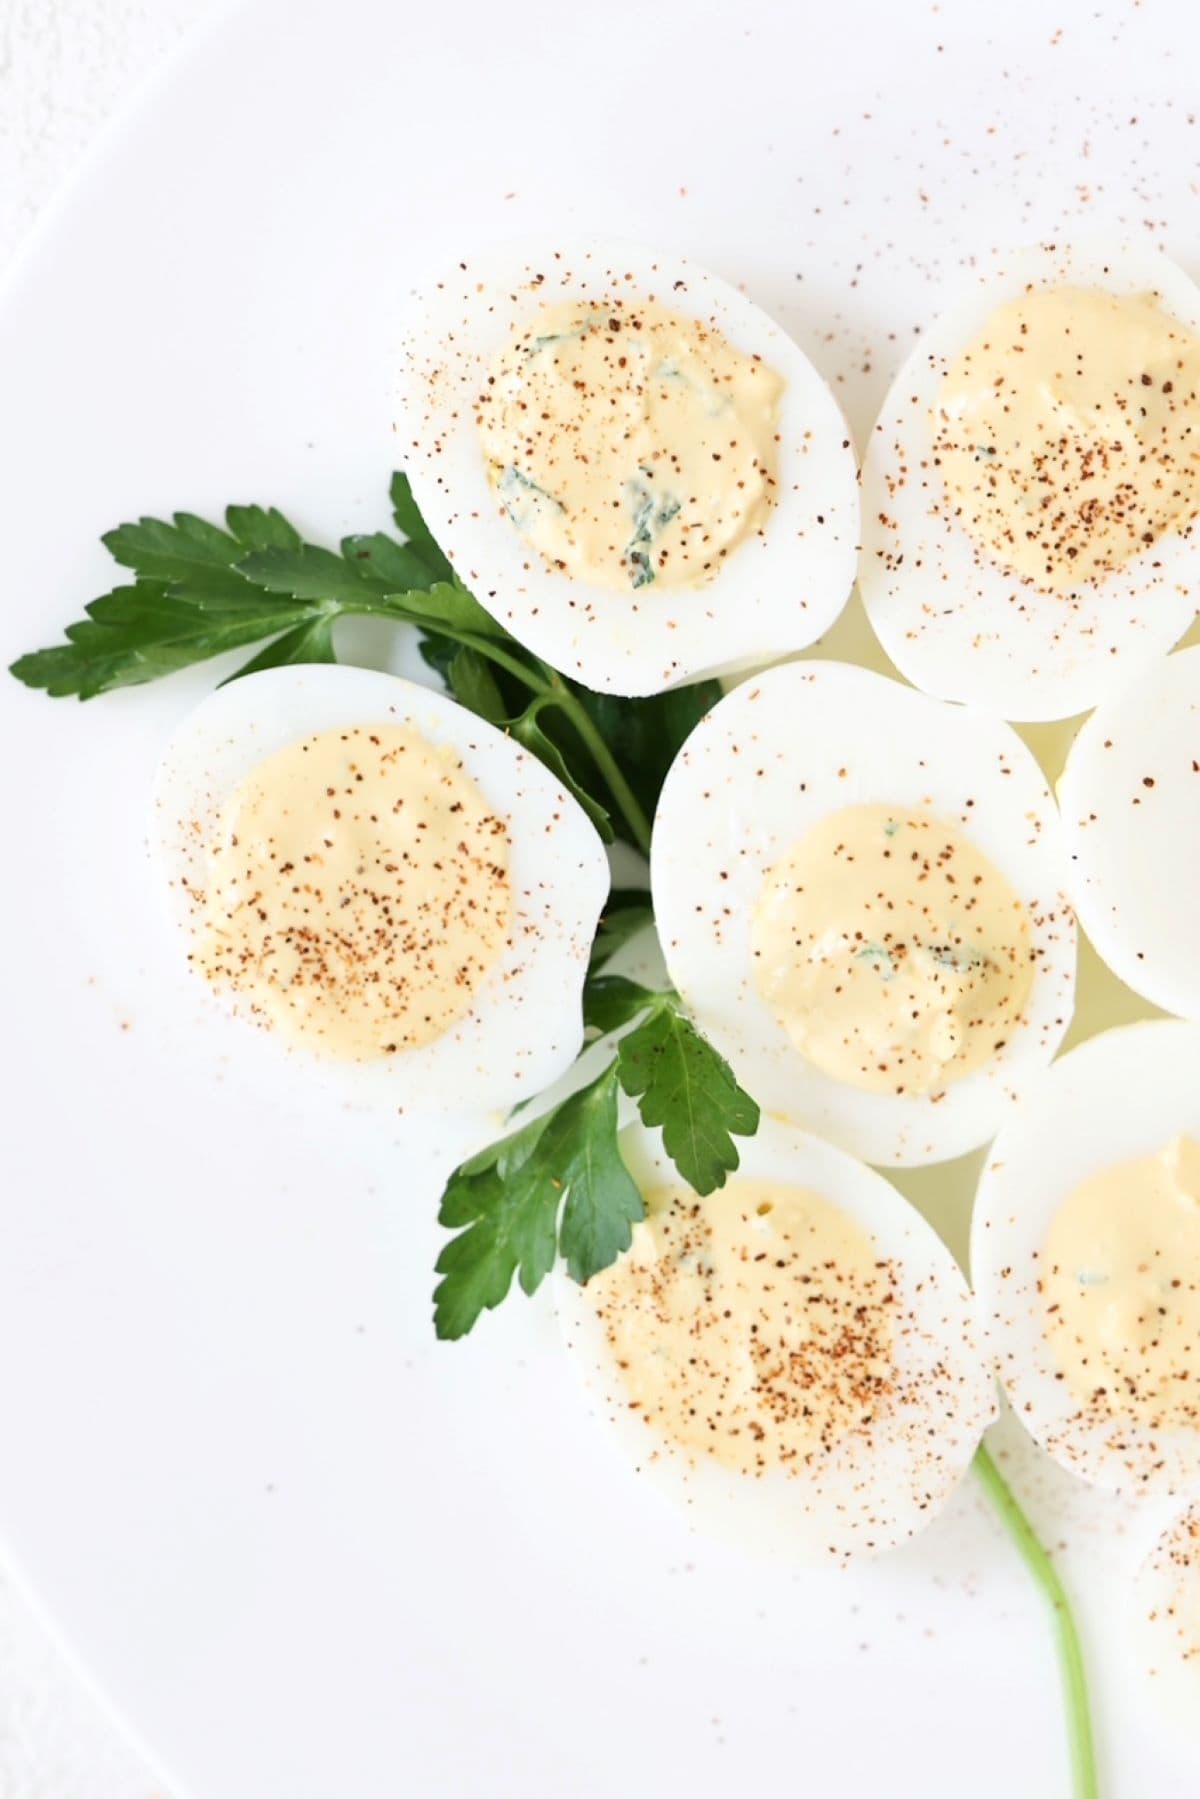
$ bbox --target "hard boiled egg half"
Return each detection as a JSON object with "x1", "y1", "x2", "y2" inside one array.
[
  {"x1": 151, "y1": 664, "x2": 608, "y2": 1110},
  {"x1": 396, "y1": 237, "x2": 859, "y2": 696},
  {"x1": 652, "y1": 660, "x2": 1076, "y2": 1167},
  {"x1": 1059, "y1": 643, "x2": 1200, "y2": 1021},
  {"x1": 972, "y1": 1020, "x2": 1200, "y2": 1494},
  {"x1": 1133, "y1": 1500, "x2": 1200, "y2": 1731},
  {"x1": 860, "y1": 243, "x2": 1200, "y2": 721},
  {"x1": 556, "y1": 1115, "x2": 994, "y2": 1560}
]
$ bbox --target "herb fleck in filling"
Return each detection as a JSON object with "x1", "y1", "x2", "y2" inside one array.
[{"x1": 476, "y1": 295, "x2": 782, "y2": 593}]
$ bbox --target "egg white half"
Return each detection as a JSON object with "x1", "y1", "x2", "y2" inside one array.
[
  {"x1": 151, "y1": 664, "x2": 609, "y2": 1111},
  {"x1": 860, "y1": 242, "x2": 1200, "y2": 722},
  {"x1": 1059, "y1": 643, "x2": 1200, "y2": 1020},
  {"x1": 651, "y1": 660, "x2": 1076, "y2": 1166},
  {"x1": 555, "y1": 1116, "x2": 995, "y2": 1562},
  {"x1": 972, "y1": 1019, "x2": 1200, "y2": 1494},
  {"x1": 396, "y1": 236, "x2": 859, "y2": 696},
  {"x1": 1132, "y1": 1499, "x2": 1200, "y2": 1732}
]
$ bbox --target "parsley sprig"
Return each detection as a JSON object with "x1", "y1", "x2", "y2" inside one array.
[
  {"x1": 433, "y1": 933, "x2": 759, "y2": 1340},
  {"x1": 5, "y1": 467, "x2": 1103, "y2": 1794},
  {"x1": 9, "y1": 474, "x2": 720, "y2": 858},
  {"x1": 10, "y1": 474, "x2": 752, "y2": 1334}
]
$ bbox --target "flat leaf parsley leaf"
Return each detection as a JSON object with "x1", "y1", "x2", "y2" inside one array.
[
  {"x1": 614, "y1": 999, "x2": 760, "y2": 1196},
  {"x1": 390, "y1": 469, "x2": 456, "y2": 583},
  {"x1": 9, "y1": 582, "x2": 321, "y2": 700},
  {"x1": 433, "y1": 1066, "x2": 642, "y2": 1341},
  {"x1": 10, "y1": 473, "x2": 721, "y2": 858},
  {"x1": 10, "y1": 467, "x2": 754, "y2": 1343},
  {"x1": 223, "y1": 614, "x2": 337, "y2": 682},
  {"x1": 433, "y1": 975, "x2": 759, "y2": 1338}
]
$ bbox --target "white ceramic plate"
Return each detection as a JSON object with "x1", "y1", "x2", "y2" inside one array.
[{"x1": 2, "y1": 1, "x2": 1200, "y2": 1795}]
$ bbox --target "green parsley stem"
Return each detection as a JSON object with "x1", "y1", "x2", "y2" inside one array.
[
  {"x1": 544, "y1": 674, "x2": 654, "y2": 858},
  {"x1": 973, "y1": 1442, "x2": 1099, "y2": 1799},
  {"x1": 370, "y1": 602, "x2": 547, "y2": 694},
  {"x1": 447, "y1": 632, "x2": 547, "y2": 692},
  {"x1": 377, "y1": 601, "x2": 653, "y2": 855}
]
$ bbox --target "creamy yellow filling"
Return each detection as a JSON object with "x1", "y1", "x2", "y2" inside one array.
[
  {"x1": 585, "y1": 1179, "x2": 896, "y2": 1477},
  {"x1": 934, "y1": 286, "x2": 1200, "y2": 591},
  {"x1": 476, "y1": 297, "x2": 782, "y2": 592},
  {"x1": 751, "y1": 805, "x2": 1034, "y2": 1096},
  {"x1": 195, "y1": 724, "x2": 511, "y2": 1059},
  {"x1": 1042, "y1": 1136, "x2": 1200, "y2": 1432}
]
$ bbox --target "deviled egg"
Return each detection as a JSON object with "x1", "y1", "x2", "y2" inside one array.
[
  {"x1": 1133, "y1": 1500, "x2": 1200, "y2": 1729},
  {"x1": 1059, "y1": 643, "x2": 1200, "y2": 1021},
  {"x1": 397, "y1": 238, "x2": 859, "y2": 696},
  {"x1": 972, "y1": 1020, "x2": 1200, "y2": 1494},
  {"x1": 151, "y1": 664, "x2": 608, "y2": 1110},
  {"x1": 651, "y1": 660, "x2": 1076, "y2": 1166},
  {"x1": 556, "y1": 1116, "x2": 994, "y2": 1560},
  {"x1": 861, "y1": 243, "x2": 1200, "y2": 721}
]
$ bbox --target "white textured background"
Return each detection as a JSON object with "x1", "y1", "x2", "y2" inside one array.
[{"x1": 0, "y1": 6, "x2": 209, "y2": 1790}]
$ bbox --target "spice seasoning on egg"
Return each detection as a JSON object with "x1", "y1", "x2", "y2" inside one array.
[
  {"x1": 933, "y1": 286, "x2": 1200, "y2": 591},
  {"x1": 195, "y1": 724, "x2": 512, "y2": 1060},
  {"x1": 476, "y1": 297, "x2": 783, "y2": 592},
  {"x1": 1148, "y1": 1508, "x2": 1200, "y2": 1676},
  {"x1": 585, "y1": 1180, "x2": 902, "y2": 1475},
  {"x1": 1041, "y1": 1135, "x2": 1200, "y2": 1433},
  {"x1": 750, "y1": 804, "x2": 1035, "y2": 1096}
]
